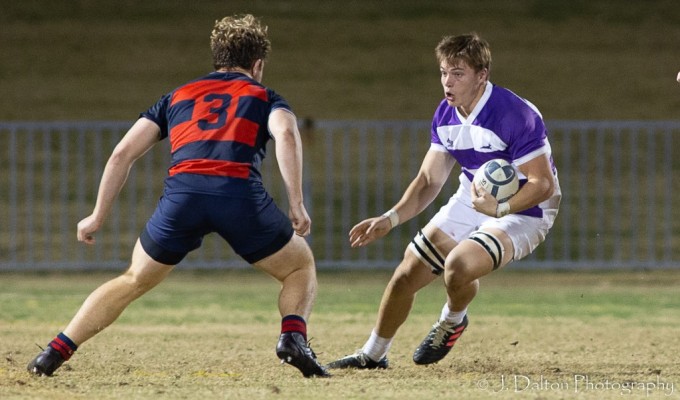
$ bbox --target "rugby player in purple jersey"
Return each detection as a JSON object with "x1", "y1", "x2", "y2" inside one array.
[
  {"x1": 328, "y1": 33, "x2": 561, "y2": 369},
  {"x1": 28, "y1": 14, "x2": 328, "y2": 378}
]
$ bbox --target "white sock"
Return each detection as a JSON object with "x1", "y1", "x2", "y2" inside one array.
[
  {"x1": 361, "y1": 330, "x2": 393, "y2": 361},
  {"x1": 440, "y1": 303, "x2": 467, "y2": 325}
]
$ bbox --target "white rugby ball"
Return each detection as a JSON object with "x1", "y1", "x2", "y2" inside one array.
[{"x1": 473, "y1": 159, "x2": 519, "y2": 202}]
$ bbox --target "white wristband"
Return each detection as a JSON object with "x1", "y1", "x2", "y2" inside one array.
[
  {"x1": 496, "y1": 202, "x2": 511, "y2": 218},
  {"x1": 382, "y1": 209, "x2": 400, "y2": 228}
]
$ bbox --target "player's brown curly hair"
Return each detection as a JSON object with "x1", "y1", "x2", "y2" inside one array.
[
  {"x1": 210, "y1": 14, "x2": 271, "y2": 70},
  {"x1": 435, "y1": 33, "x2": 492, "y2": 73}
]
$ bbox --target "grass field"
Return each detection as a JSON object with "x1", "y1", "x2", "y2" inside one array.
[{"x1": 2, "y1": 269, "x2": 679, "y2": 399}]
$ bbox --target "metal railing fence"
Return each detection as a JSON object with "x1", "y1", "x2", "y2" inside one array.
[{"x1": 1, "y1": 120, "x2": 678, "y2": 270}]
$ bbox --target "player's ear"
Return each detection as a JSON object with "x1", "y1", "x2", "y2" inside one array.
[
  {"x1": 252, "y1": 59, "x2": 264, "y2": 81},
  {"x1": 478, "y1": 67, "x2": 489, "y2": 82}
]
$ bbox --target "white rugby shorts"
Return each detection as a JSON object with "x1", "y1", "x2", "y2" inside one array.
[{"x1": 428, "y1": 185, "x2": 561, "y2": 261}]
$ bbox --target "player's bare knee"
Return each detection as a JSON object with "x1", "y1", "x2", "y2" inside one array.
[
  {"x1": 443, "y1": 262, "x2": 477, "y2": 290},
  {"x1": 389, "y1": 257, "x2": 440, "y2": 296},
  {"x1": 292, "y1": 249, "x2": 316, "y2": 277},
  {"x1": 388, "y1": 267, "x2": 418, "y2": 294},
  {"x1": 124, "y1": 262, "x2": 170, "y2": 292},
  {"x1": 119, "y1": 270, "x2": 154, "y2": 296},
  {"x1": 292, "y1": 235, "x2": 315, "y2": 266}
]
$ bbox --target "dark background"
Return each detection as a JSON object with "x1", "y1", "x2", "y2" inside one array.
[{"x1": 1, "y1": 0, "x2": 679, "y2": 121}]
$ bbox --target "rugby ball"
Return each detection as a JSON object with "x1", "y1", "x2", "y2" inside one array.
[{"x1": 473, "y1": 159, "x2": 519, "y2": 202}]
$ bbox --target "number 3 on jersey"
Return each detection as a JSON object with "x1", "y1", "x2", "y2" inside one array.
[{"x1": 198, "y1": 93, "x2": 231, "y2": 131}]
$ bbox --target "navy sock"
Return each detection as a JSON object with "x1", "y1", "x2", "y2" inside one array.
[
  {"x1": 48, "y1": 332, "x2": 78, "y2": 360},
  {"x1": 281, "y1": 315, "x2": 307, "y2": 341}
]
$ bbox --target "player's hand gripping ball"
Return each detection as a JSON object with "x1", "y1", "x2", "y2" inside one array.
[{"x1": 473, "y1": 159, "x2": 519, "y2": 202}]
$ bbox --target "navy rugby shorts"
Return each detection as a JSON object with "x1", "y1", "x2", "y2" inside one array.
[{"x1": 140, "y1": 191, "x2": 294, "y2": 265}]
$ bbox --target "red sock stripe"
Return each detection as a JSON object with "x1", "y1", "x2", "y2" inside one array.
[
  {"x1": 50, "y1": 338, "x2": 74, "y2": 360},
  {"x1": 281, "y1": 319, "x2": 307, "y2": 335}
]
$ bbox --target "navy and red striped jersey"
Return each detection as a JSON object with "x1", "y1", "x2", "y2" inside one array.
[{"x1": 141, "y1": 71, "x2": 292, "y2": 197}]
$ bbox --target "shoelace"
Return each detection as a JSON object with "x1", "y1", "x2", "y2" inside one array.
[
  {"x1": 356, "y1": 352, "x2": 370, "y2": 366},
  {"x1": 339, "y1": 351, "x2": 369, "y2": 366},
  {"x1": 429, "y1": 321, "x2": 456, "y2": 348},
  {"x1": 305, "y1": 338, "x2": 319, "y2": 359}
]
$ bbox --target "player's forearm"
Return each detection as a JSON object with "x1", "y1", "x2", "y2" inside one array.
[
  {"x1": 86, "y1": 119, "x2": 159, "y2": 226},
  {"x1": 90, "y1": 154, "x2": 135, "y2": 224},
  {"x1": 275, "y1": 130, "x2": 305, "y2": 206},
  {"x1": 506, "y1": 175, "x2": 554, "y2": 214},
  {"x1": 392, "y1": 175, "x2": 444, "y2": 224},
  {"x1": 388, "y1": 149, "x2": 453, "y2": 224}
]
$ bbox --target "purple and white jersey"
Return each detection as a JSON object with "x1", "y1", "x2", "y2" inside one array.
[{"x1": 430, "y1": 82, "x2": 559, "y2": 218}]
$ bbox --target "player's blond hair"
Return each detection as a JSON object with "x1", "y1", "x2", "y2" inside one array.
[
  {"x1": 435, "y1": 33, "x2": 492, "y2": 73},
  {"x1": 210, "y1": 14, "x2": 271, "y2": 70}
]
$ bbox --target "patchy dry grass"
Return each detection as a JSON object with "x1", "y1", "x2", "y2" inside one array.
[{"x1": 1, "y1": 269, "x2": 679, "y2": 399}]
